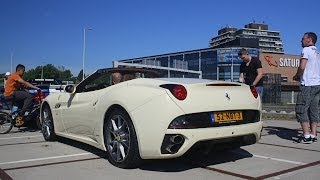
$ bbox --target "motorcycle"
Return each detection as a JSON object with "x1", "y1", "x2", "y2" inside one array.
[{"x1": 0, "y1": 90, "x2": 45, "y2": 134}]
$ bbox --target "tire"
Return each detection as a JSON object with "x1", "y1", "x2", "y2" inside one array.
[
  {"x1": 41, "y1": 105, "x2": 57, "y2": 141},
  {"x1": 35, "y1": 115, "x2": 42, "y2": 130},
  {"x1": 0, "y1": 112, "x2": 13, "y2": 134},
  {"x1": 33, "y1": 106, "x2": 42, "y2": 130},
  {"x1": 104, "y1": 109, "x2": 141, "y2": 168}
]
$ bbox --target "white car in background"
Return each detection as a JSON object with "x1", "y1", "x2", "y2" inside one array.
[{"x1": 40, "y1": 68, "x2": 263, "y2": 168}]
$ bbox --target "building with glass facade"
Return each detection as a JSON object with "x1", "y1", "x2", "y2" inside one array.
[
  {"x1": 114, "y1": 47, "x2": 259, "y2": 82},
  {"x1": 114, "y1": 23, "x2": 301, "y2": 104},
  {"x1": 115, "y1": 47, "x2": 303, "y2": 104}
]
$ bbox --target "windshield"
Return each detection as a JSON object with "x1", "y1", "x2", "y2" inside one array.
[{"x1": 75, "y1": 68, "x2": 159, "y2": 93}]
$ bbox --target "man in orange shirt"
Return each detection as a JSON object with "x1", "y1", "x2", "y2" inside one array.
[{"x1": 4, "y1": 64, "x2": 40, "y2": 117}]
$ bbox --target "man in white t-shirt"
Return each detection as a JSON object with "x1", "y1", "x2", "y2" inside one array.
[{"x1": 293, "y1": 32, "x2": 320, "y2": 143}]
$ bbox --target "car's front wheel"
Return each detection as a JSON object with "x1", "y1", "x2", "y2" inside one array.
[
  {"x1": 41, "y1": 105, "x2": 57, "y2": 141},
  {"x1": 104, "y1": 108, "x2": 141, "y2": 168}
]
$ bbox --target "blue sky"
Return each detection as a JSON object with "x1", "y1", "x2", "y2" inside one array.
[{"x1": 0, "y1": 0, "x2": 319, "y2": 76}]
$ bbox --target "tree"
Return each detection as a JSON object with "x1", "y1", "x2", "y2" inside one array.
[
  {"x1": 77, "y1": 69, "x2": 84, "y2": 81},
  {"x1": 23, "y1": 64, "x2": 74, "y2": 81}
]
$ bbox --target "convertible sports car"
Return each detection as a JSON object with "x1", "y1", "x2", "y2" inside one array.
[{"x1": 40, "y1": 67, "x2": 263, "y2": 168}]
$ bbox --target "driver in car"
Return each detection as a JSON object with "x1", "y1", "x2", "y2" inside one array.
[{"x1": 112, "y1": 72, "x2": 122, "y2": 85}]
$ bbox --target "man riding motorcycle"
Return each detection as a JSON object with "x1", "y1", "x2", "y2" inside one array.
[{"x1": 4, "y1": 64, "x2": 41, "y2": 126}]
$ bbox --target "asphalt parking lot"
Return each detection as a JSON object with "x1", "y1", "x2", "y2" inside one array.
[{"x1": 0, "y1": 120, "x2": 319, "y2": 180}]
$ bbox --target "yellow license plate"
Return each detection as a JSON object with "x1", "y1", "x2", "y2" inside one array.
[{"x1": 214, "y1": 111, "x2": 243, "y2": 123}]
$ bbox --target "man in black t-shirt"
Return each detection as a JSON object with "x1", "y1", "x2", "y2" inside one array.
[{"x1": 238, "y1": 48, "x2": 263, "y2": 99}]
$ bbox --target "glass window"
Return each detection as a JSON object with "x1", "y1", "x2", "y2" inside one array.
[
  {"x1": 233, "y1": 65, "x2": 240, "y2": 82},
  {"x1": 169, "y1": 55, "x2": 183, "y2": 68},
  {"x1": 77, "y1": 71, "x2": 112, "y2": 93},
  {"x1": 159, "y1": 69, "x2": 169, "y2": 78},
  {"x1": 218, "y1": 66, "x2": 231, "y2": 81},
  {"x1": 185, "y1": 52, "x2": 200, "y2": 71},
  {"x1": 281, "y1": 77, "x2": 288, "y2": 82},
  {"x1": 200, "y1": 50, "x2": 218, "y2": 79},
  {"x1": 158, "y1": 56, "x2": 169, "y2": 67},
  {"x1": 170, "y1": 71, "x2": 185, "y2": 78}
]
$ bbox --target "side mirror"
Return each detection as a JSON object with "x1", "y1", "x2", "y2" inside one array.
[{"x1": 65, "y1": 85, "x2": 76, "y2": 93}]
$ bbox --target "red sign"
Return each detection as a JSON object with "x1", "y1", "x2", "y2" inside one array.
[{"x1": 264, "y1": 55, "x2": 278, "y2": 67}]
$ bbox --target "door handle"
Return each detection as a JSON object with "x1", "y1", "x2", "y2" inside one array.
[{"x1": 93, "y1": 100, "x2": 98, "y2": 106}]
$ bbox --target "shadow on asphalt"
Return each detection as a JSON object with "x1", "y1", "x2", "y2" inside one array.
[
  {"x1": 9, "y1": 127, "x2": 41, "y2": 133},
  {"x1": 139, "y1": 148, "x2": 253, "y2": 172},
  {"x1": 263, "y1": 126, "x2": 301, "y2": 142},
  {"x1": 57, "y1": 137, "x2": 108, "y2": 158},
  {"x1": 7, "y1": 119, "x2": 41, "y2": 133},
  {"x1": 56, "y1": 137, "x2": 254, "y2": 172}
]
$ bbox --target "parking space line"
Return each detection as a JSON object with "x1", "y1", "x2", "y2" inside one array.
[
  {"x1": 0, "y1": 141, "x2": 46, "y2": 147},
  {"x1": 203, "y1": 166, "x2": 255, "y2": 180},
  {"x1": 255, "y1": 160, "x2": 320, "y2": 180},
  {"x1": 0, "y1": 168, "x2": 13, "y2": 180},
  {"x1": 0, "y1": 135, "x2": 42, "y2": 140},
  {"x1": 183, "y1": 159, "x2": 256, "y2": 179},
  {"x1": 3, "y1": 157, "x2": 103, "y2": 171},
  {"x1": 233, "y1": 151, "x2": 305, "y2": 165},
  {"x1": 252, "y1": 154, "x2": 305, "y2": 165},
  {"x1": 258, "y1": 142, "x2": 320, "y2": 153},
  {"x1": 5, "y1": 157, "x2": 254, "y2": 180},
  {"x1": 0, "y1": 152, "x2": 92, "y2": 165}
]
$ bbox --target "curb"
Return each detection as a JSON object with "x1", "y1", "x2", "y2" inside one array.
[{"x1": 262, "y1": 109, "x2": 295, "y2": 115}]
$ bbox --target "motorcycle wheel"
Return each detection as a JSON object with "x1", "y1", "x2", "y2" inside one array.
[{"x1": 0, "y1": 112, "x2": 13, "y2": 134}]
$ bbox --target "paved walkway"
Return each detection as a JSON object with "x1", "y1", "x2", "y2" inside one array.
[{"x1": 0, "y1": 120, "x2": 319, "y2": 180}]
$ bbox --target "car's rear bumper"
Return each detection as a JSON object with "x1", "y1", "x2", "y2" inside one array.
[
  {"x1": 161, "y1": 121, "x2": 263, "y2": 158},
  {"x1": 140, "y1": 121, "x2": 262, "y2": 159},
  {"x1": 129, "y1": 93, "x2": 262, "y2": 159}
]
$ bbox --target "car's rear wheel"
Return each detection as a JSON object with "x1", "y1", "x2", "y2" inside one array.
[
  {"x1": 104, "y1": 108, "x2": 141, "y2": 168},
  {"x1": 41, "y1": 106, "x2": 57, "y2": 141}
]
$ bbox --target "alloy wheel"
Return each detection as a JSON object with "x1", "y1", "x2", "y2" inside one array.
[{"x1": 106, "y1": 114, "x2": 130, "y2": 162}]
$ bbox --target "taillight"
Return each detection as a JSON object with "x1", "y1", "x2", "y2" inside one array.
[
  {"x1": 250, "y1": 86, "x2": 258, "y2": 99},
  {"x1": 34, "y1": 92, "x2": 45, "y2": 102},
  {"x1": 40, "y1": 92, "x2": 45, "y2": 99},
  {"x1": 160, "y1": 84, "x2": 187, "y2": 100},
  {"x1": 172, "y1": 85, "x2": 187, "y2": 100}
]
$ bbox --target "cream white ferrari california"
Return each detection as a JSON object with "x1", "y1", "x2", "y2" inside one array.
[{"x1": 40, "y1": 68, "x2": 263, "y2": 168}]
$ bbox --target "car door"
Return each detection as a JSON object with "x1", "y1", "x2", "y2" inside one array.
[
  {"x1": 60, "y1": 92, "x2": 97, "y2": 139},
  {"x1": 60, "y1": 71, "x2": 111, "y2": 140}
]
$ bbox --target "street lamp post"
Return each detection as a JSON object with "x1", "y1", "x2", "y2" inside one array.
[
  {"x1": 41, "y1": 61, "x2": 46, "y2": 79},
  {"x1": 41, "y1": 65, "x2": 44, "y2": 79},
  {"x1": 82, "y1": 27, "x2": 93, "y2": 80},
  {"x1": 10, "y1": 51, "x2": 13, "y2": 73}
]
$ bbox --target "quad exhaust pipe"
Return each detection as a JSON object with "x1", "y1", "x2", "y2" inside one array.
[
  {"x1": 170, "y1": 135, "x2": 184, "y2": 144},
  {"x1": 162, "y1": 134, "x2": 185, "y2": 154},
  {"x1": 165, "y1": 144, "x2": 180, "y2": 154}
]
